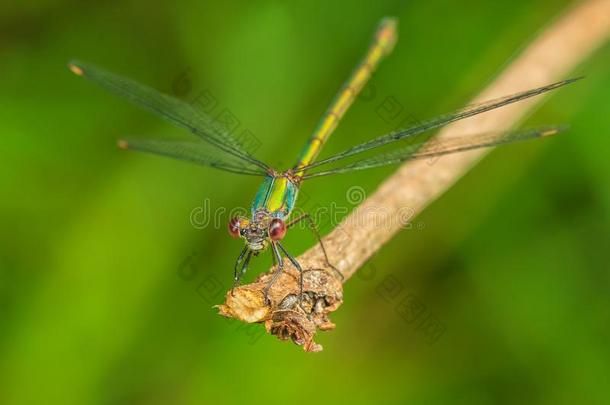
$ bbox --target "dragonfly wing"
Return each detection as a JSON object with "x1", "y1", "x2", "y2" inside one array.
[
  {"x1": 302, "y1": 126, "x2": 565, "y2": 178},
  {"x1": 298, "y1": 78, "x2": 581, "y2": 172},
  {"x1": 69, "y1": 60, "x2": 269, "y2": 171},
  {"x1": 118, "y1": 138, "x2": 267, "y2": 176}
]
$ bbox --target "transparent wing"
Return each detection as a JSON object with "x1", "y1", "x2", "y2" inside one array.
[
  {"x1": 69, "y1": 60, "x2": 269, "y2": 171},
  {"x1": 118, "y1": 138, "x2": 268, "y2": 176},
  {"x1": 298, "y1": 78, "x2": 581, "y2": 172},
  {"x1": 302, "y1": 126, "x2": 565, "y2": 179}
]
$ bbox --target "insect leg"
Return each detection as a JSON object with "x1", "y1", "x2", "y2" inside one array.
[
  {"x1": 262, "y1": 242, "x2": 284, "y2": 305},
  {"x1": 276, "y1": 242, "x2": 304, "y2": 300},
  {"x1": 231, "y1": 246, "x2": 251, "y2": 296},
  {"x1": 238, "y1": 251, "x2": 253, "y2": 285},
  {"x1": 286, "y1": 212, "x2": 344, "y2": 281}
]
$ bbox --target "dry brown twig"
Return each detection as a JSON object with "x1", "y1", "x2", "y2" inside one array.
[{"x1": 217, "y1": 0, "x2": 610, "y2": 352}]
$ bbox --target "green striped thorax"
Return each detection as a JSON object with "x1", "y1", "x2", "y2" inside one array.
[{"x1": 228, "y1": 173, "x2": 298, "y2": 252}]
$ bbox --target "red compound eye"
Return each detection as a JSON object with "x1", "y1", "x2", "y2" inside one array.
[
  {"x1": 228, "y1": 217, "x2": 241, "y2": 238},
  {"x1": 268, "y1": 218, "x2": 286, "y2": 241}
]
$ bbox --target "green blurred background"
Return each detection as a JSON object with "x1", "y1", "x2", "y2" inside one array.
[{"x1": 1, "y1": 0, "x2": 609, "y2": 403}]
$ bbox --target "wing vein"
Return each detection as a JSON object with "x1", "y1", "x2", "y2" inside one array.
[{"x1": 298, "y1": 78, "x2": 581, "y2": 172}]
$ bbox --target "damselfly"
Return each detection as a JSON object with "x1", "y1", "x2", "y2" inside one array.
[{"x1": 69, "y1": 17, "x2": 578, "y2": 303}]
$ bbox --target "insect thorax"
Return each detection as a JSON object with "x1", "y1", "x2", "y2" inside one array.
[{"x1": 251, "y1": 174, "x2": 299, "y2": 220}]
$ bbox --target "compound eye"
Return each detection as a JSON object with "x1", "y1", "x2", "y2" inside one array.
[
  {"x1": 228, "y1": 217, "x2": 241, "y2": 238},
  {"x1": 268, "y1": 218, "x2": 286, "y2": 241}
]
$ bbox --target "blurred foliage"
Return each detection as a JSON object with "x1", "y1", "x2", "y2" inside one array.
[{"x1": 1, "y1": 0, "x2": 609, "y2": 404}]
